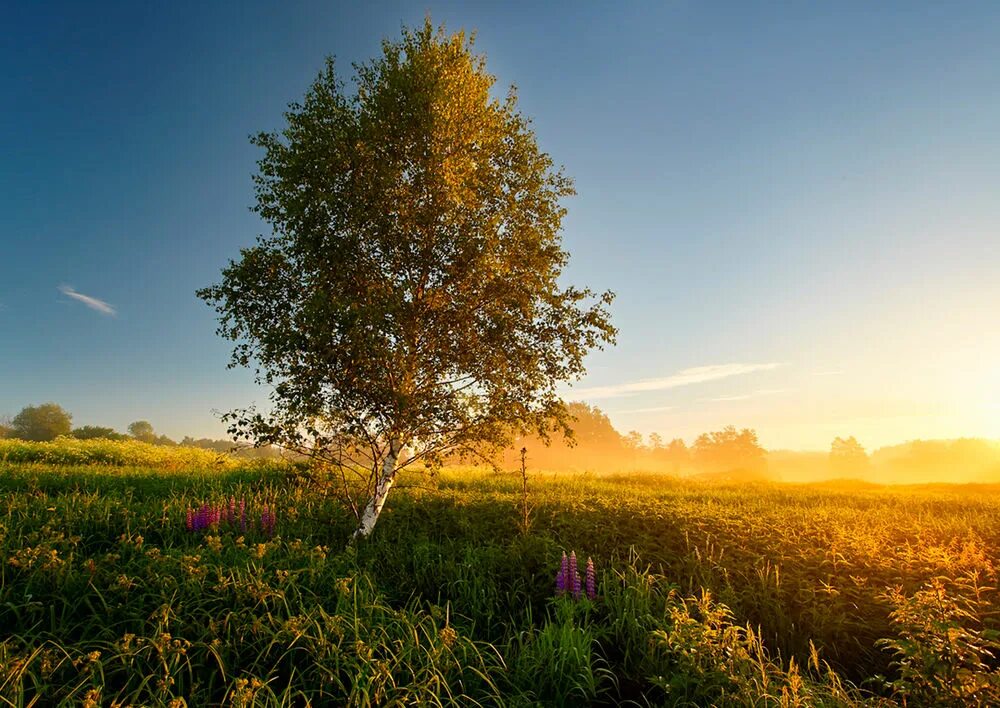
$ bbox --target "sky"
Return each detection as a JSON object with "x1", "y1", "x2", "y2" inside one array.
[{"x1": 2, "y1": 1, "x2": 998, "y2": 450}]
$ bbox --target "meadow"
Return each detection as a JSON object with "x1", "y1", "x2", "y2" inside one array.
[{"x1": 3, "y1": 439, "x2": 1000, "y2": 706}]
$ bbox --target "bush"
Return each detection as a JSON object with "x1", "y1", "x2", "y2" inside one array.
[{"x1": 879, "y1": 575, "x2": 1000, "y2": 706}]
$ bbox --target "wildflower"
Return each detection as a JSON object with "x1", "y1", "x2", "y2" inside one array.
[
  {"x1": 556, "y1": 551, "x2": 569, "y2": 594},
  {"x1": 569, "y1": 551, "x2": 581, "y2": 598},
  {"x1": 260, "y1": 505, "x2": 276, "y2": 537},
  {"x1": 82, "y1": 688, "x2": 101, "y2": 708},
  {"x1": 555, "y1": 551, "x2": 595, "y2": 601},
  {"x1": 585, "y1": 557, "x2": 596, "y2": 600},
  {"x1": 185, "y1": 508, "x2": 193, "y2": 531}
]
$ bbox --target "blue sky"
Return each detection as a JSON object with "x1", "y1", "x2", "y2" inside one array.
[{"x1": 2, "y1": 1, "x2": 998, "y2": 449}]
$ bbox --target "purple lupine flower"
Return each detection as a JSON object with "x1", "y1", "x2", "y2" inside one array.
[
  {"x1": 569, "y1": 551, "x2": 581, "y2": 599},
  {"x1": 260, "y1": 505, "x2": 276, "y2": 537},
  {"x1": 556, "y1": 551, "x2": 568, "y2": 594},
  {"x1": 585, "y1": 557, "x2": 596, "y2": 600},
  {"x1": 239, "y1": 499, "x2": 247, "y2": 533},
  {"x1": 186, "y1": 508, "x2": 194, "y2": 531}
]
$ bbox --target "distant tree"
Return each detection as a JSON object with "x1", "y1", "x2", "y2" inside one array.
[
  {"x1": 564, "y1": 403, "x2": 623, "y2": 449},
  {"x1": 692, "y1": 426, "x2": 767, "y2": 479},
  {"x1": 11, "y1": 403, "x2": 72, "y2": 441},
  {"x1": 623, "y1": 430, "x2": 645, "y2": 451},
  {"x1": 72, "y1": 425, "x2": 126, "y2": 441},
  {"x1": 128, "y1": 420, "x2": 156, "y2": 443},
  {"x1": 663, "y1": 437, "x2": 691, "y2": 473},
  {"x1": 182, "y1": 436, "x2": 235, "y2": 453},
  {"x1": 197, "y1": 21, "x2": 615, "y2": 539},
  {"x1": 829, "y1": 436, "x2": 869, "y2": 474},
  {"x1": 0, "y1": 415, "x2": 12, "y2": 439},
  {"x1": 154, "y1": 434, "x2": 177, "y2": 447},
  {"x1": 648, "y1": 432, "x2": 664, "y2": 450}
]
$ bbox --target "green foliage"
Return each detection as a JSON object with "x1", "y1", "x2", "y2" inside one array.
[
  {"x1": 71, "y1": 426, "x2": 127, "y2": 441},
  {"x1": 10, "y1": 403, "x2": 72, "y2": 441},
  {"x1": 510, "y1": 600, "x2": 610, "y2": 705},
  {"x1": 197, "y1": 19, "x2": 615, "y2": 537},
  {"x1": 878, "y1": 575, "x2": 1000, "y2": 705},
  {"x1": 2, "y1": 453, "x2": 999, "y2": 705}
]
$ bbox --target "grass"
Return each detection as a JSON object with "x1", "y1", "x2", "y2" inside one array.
[{"x1": 2, "y1": 440, "x2": 1000, "y2": 705}]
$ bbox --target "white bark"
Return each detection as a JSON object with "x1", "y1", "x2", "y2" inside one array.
[{"x1": 353, "y1": 439, "x2": 401, "y2": 540}]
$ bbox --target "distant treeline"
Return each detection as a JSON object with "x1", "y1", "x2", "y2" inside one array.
[
  {"x1": 502, "y1": 402, "x2": 770, "y2": 481},
  {"x1": 0, "y1": 403, "x2": 283, "y2": 460},
  {"x1": 771, "y1": 437, "x2": 1000, "y2": 485},
  {"x1": 4, "y1": 401, "x2": 997, "y2": 483},
  {"x1": 503, "y1": 402, "x2": 1000, "y2": 485}
]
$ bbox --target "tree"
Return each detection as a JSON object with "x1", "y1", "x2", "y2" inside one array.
[
  {"x1": 11, "y1": 403, "x2": 72, "y2": 441},
  {"x1": 0, "y1": 416, "x2": 12, "y2": 439},
  {"x1": 623, "y1": 431, "x2": 645, "y2": 451},
  {"x1": 692, "y1": 426, "x2": 767, "y2": 479},
  {"x1": 198, "y1": 21, "x2": 615, "y2": 539},
  {"x1": 829, "y1": 436, "x2": 868, "y2": 474},
  {"x1": 662, "y1": 437, "x2": 690, "y2": 474},
  {"x1": 72, "y1": 425, "x2": 126, "y2": 441},
  {"x1": 563, "y1": 403, "x2": 622, "y2": 450},
  {"x1": 128, "y1": 420, "x2": 156, "y2": 443}
]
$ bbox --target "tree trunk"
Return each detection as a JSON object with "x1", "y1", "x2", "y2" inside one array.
[{"x1": 352, "y1": 439, "x2": 401, "y2": 540}]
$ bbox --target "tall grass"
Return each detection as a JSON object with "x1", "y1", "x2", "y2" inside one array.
[{"x1": 2, "y1": 441, "x2": 1000, "y2": 705}]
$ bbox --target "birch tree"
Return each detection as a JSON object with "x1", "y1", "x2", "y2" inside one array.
[{"x1": 198, "y1": 21, "x2": 616, "y2": 539}]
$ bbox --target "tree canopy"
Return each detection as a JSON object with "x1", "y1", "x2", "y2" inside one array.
[
  {"x1": 72, "y1": 425, "x2": 127, "y2": 441},
  {"x1": 127, "y1": 421, "x2": 155, "y2": 443},
  {"x1": 198, "y1": 21, "x2": 616, "y2": 538},
  {"x1": 692, "y1": 426, "x2": 768, "y2": 480},
  {"x1": 829, "y1": 436, "x2": 869, "y2": 474},
  {"x1": 11, "y1": 403, "x2": 72, "y2": 441}
]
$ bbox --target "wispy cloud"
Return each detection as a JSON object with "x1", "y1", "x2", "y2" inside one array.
[
  {"x1": 704, "y1": 388, "x2": 793, "y2": 403},
  {"x1": 609, "y1": 404, "x2": 676, "y2": 415},
  {"x1": 58, "y1": 285, "x2": 116, "y2": 316},
  {"x1": 567, "y1": 362, "x2": 785, "y2": 400}
]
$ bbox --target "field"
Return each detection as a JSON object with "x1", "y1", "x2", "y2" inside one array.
[{"x1": 3, "y1": 440, "x2": 1000, "y2": 706}]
